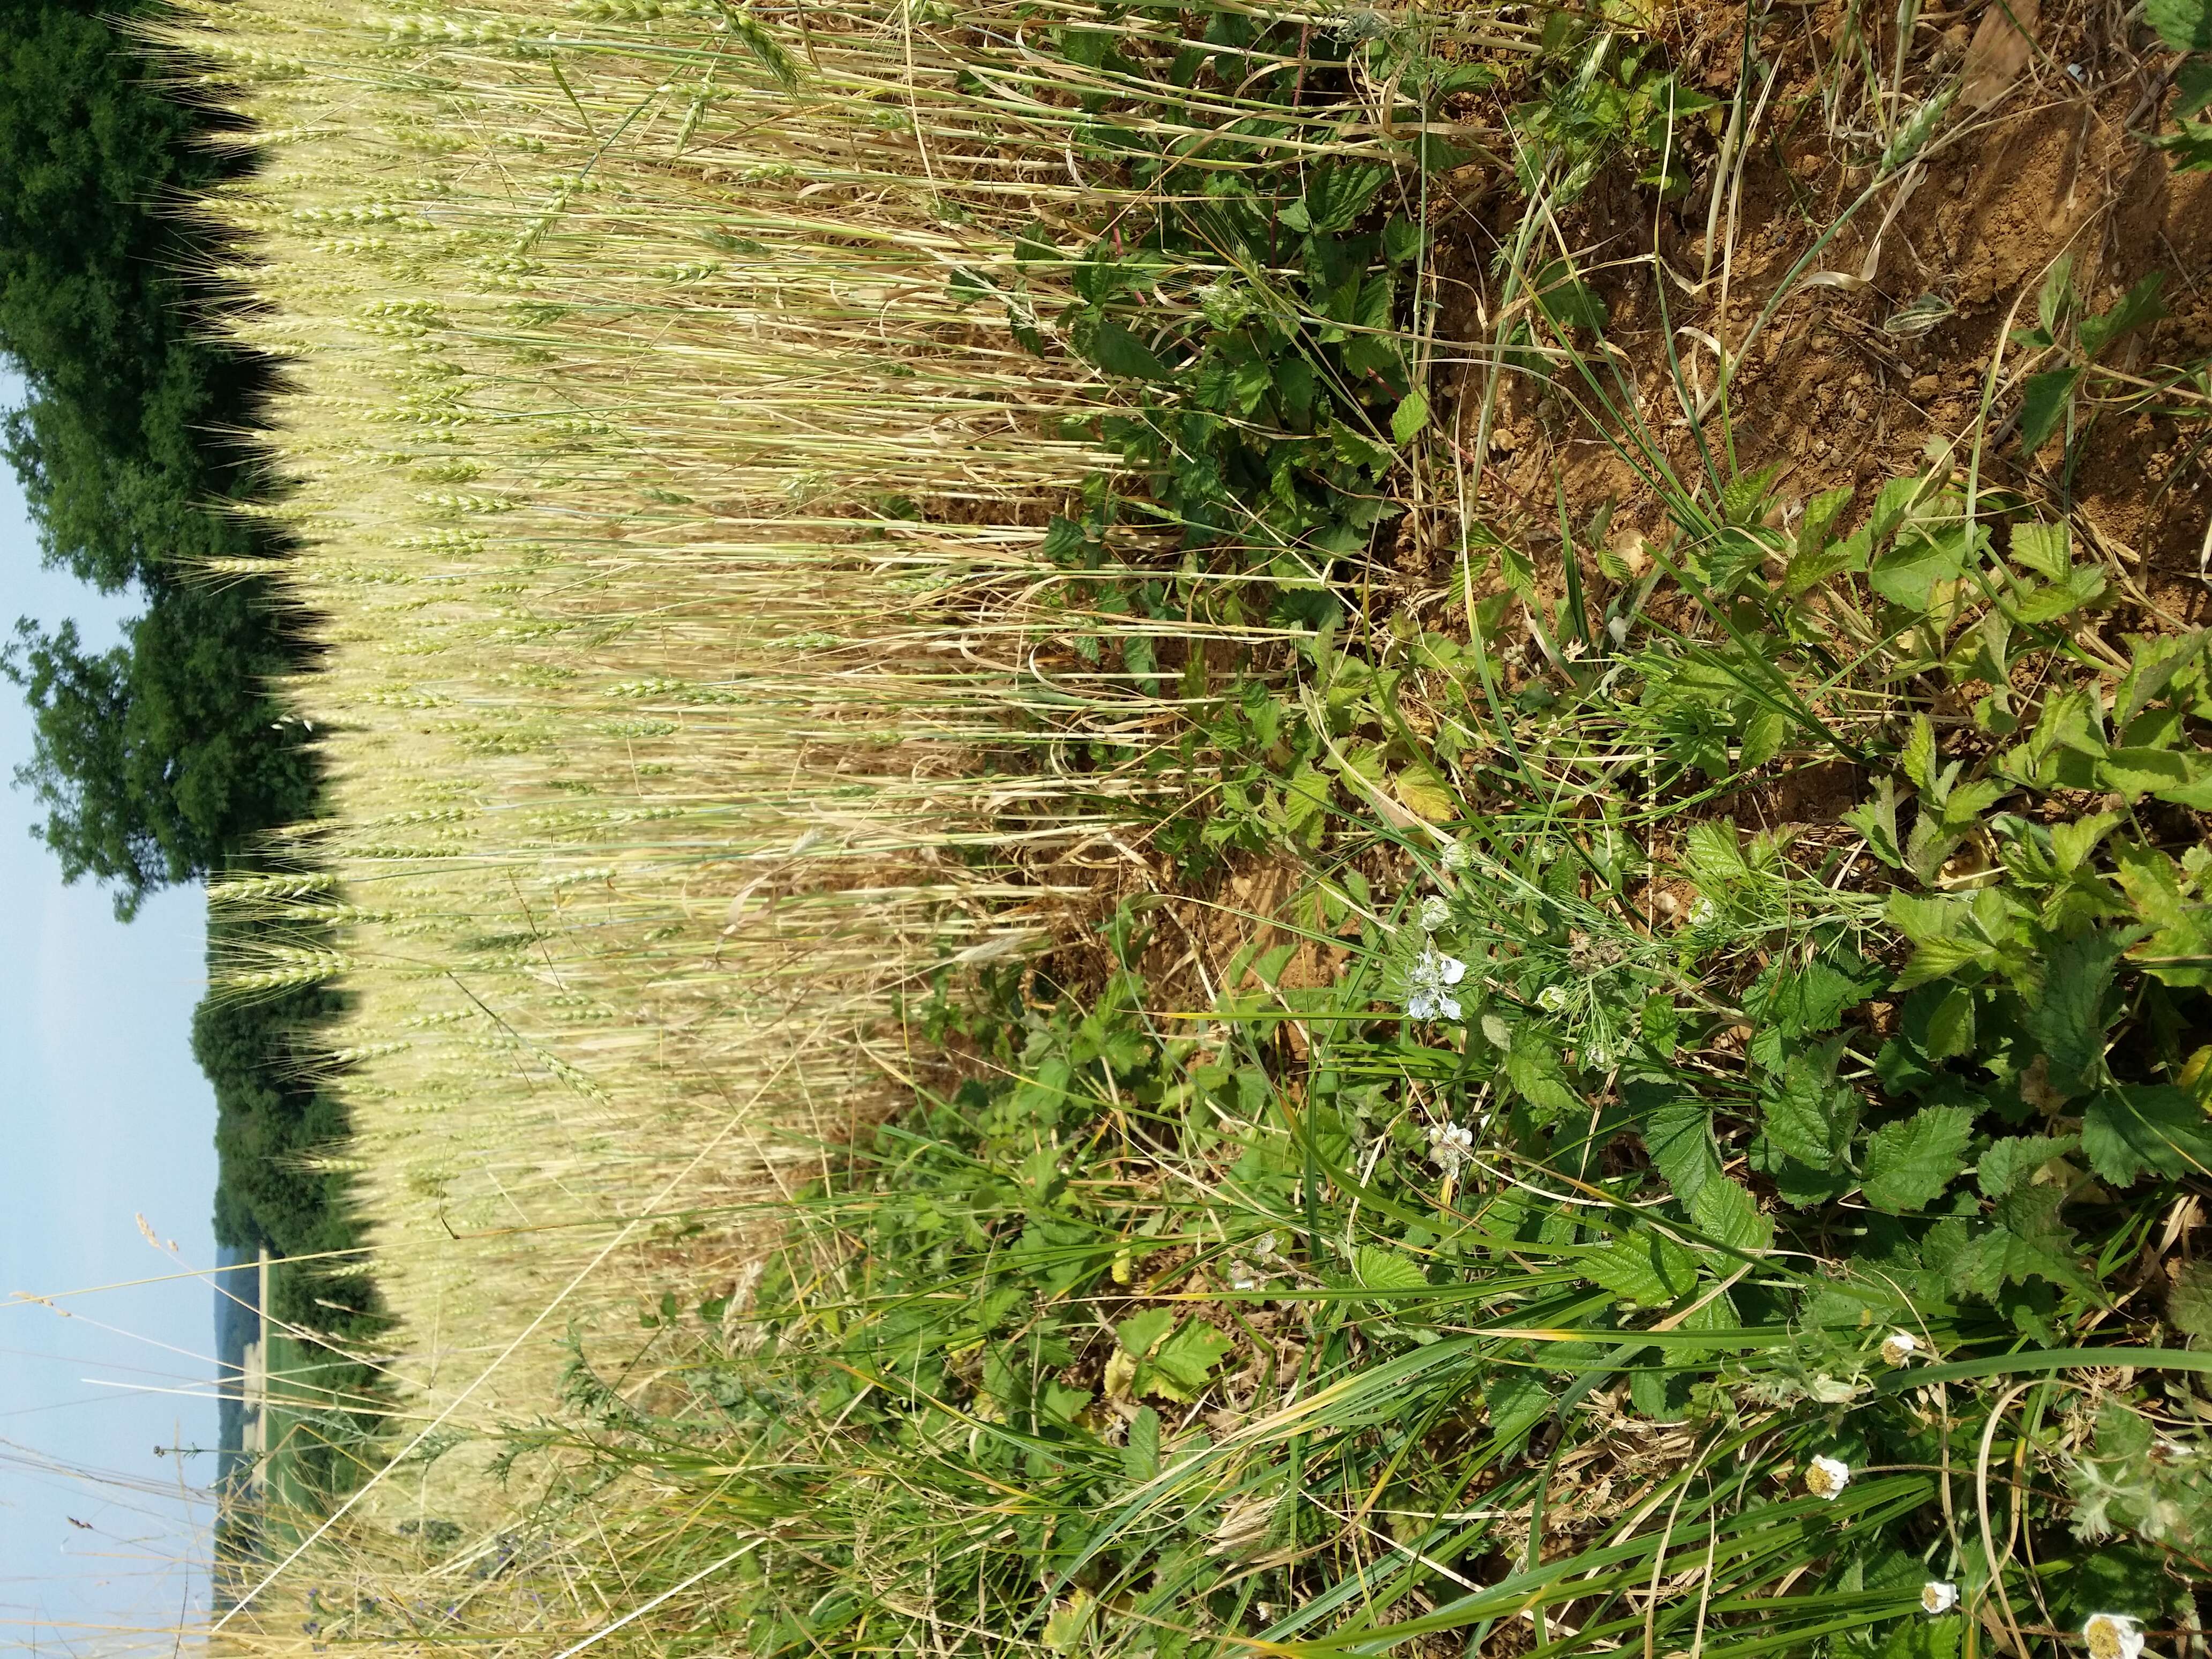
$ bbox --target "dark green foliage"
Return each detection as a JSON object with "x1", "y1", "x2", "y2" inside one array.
[
  {"x1": 0, "y1": 0, "x2": 315, "y2": 916},
  {"x1": 5, "y1": 592, "x2": 314, "y2": 911}
]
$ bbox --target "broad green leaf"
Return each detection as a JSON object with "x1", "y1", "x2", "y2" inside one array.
[
  {"x1": 2018, "y1": 367, "x2": 2081, "y2": 454},
  {"x1": 1739, "y1": 708, "x2": 1786, "y2": 769},
  {"x1": 2022, "y1": 928, "x2": 2131, "y2": 1097},
  {"x1": 2116, "y1": 630, "x2": 2209, "y2": 726},
  {"x1": 1977, "y1": 1132, "x2": 2079, "y2": 1198},
  {"x1": 1115, "y1": 1306, "x2": 1176, "y2": 1358},
  {"x1": 1762, "y1": 1045, "x2": 1858, "y2": 1169},
  {"x1": 1484, "y1": 1367, "x2": 1550, "y2": 1453},
  {"x1": 1587, "y1": 1229, "x2": 1699, "y2": 1306},
  {"x1": 1796, "y1": 484, "x2": 1855, "y2": 555},
  {"x1": 1843, "y1": 776, "x2": 1904, "y2": 867},
  {"x1": 1504, "y1": 1026, "x2": 1580, "y2": 1123},
  {"x1": 1721, "y1": 461, "x2": 1784, "y2": 526},
  {"x1": 1861, "y1": 1104, "x2": 1976, "y2": 1212},
  {"x1": 1080, "y1": 316, "x2": 1174, "y2": 381},
  {"x1": 2080, "y1": 273, "x2": 2168, "y2": 358},
  {"x1": 1391, "y1": 389, "x2": 1431, "y2": 445},
  {"x1": 2081, "y1": 1085, "x2": 2212, "y2": 1185},
  {"x1": 1901, "y1": 714, "x2": 1938, "y2": 791},
  {"x1": 2112, "y1": 841, "x2": 2212, "y2": 988},
  {"x1": 1148, "y1": 1319, "x2": 1235, "y2": 1394},
  {"x1": 1122, "y1": 1405, "x2": 1161, "y2": 1479},
  {"x1": 1895, "y1": 932, "x2": 2000, "y2": 990},
  {"x1": 2051, "y1": 810, "x2": 2121, "y2": 873},
  {"x1": 2009, "y1": 520, "x2": 2072, "y2": 582},
  {"x1": 1920, "y1": 983, "x2": 1977, "y2": 1060},
  {"x1": 1744, "y1": 950, "x2": 1882, "y2": 1039},
  {"x1": 1688, "y1": 1174, "x2": 1774, "y2": 1252},
  {"x1": 2012, "y1": 564, "x2": 2106, "y2": 624},
  {"x1": 1870, "y1": 521, "x2": 1980, "y2": 610},
  {"x1": 2098, "y1": 745, "x2": 2212, "y2": 808},
  {"x1": 2170, "y1": 1261, "x2": 2212, "y2": 1339},
  {"x1": 1354, "y1": 1244, "x2": 1429, "y2": 1295}
]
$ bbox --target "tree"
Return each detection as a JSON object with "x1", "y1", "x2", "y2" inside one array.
[{"x1": 3, "y1": 585, "x2": 314, "y2": 916}]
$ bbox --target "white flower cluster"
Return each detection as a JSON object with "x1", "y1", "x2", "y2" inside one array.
[
  {"x1": 1407, "y1": 946, "x2": 1467, "y2": 1021},
  {"x1": 1428, "y1": 1120, "x2": 1474, "y2": 1177},
  {"x1": 1880, "y1": 1331, "x2": 1919, "y2": 1366}
]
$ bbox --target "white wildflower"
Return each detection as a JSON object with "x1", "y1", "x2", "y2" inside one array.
[
  {"x1": 1881, "y1": 1331, "x2": 1920, "y2": 1366},
  {"x1": 1688, "y1": 897, "x2": 1717, "y2": 925},
  {"x1": 1228, "y1": 1261, "x2": 1260, "y2": 1292},
  {"x1": 1804, "y1": 1455, "x2": 1851, "y2": 1500},
  {"x1": 1428, "y1": 1119, "x2": 1475, "y2": 1177},
  {"x1": 1920, "y1": 1582, "x2": 1958, "y2": 1615},
  {"x1": 1537, "y1": 984, "x2": 1569, "y2": 1013},
  {"x1": 1441, "y1": 838, "x2": 1473, "y2": 871},
  {"x1": 2082, "y1": 1615, "x2": 2144, "y2": 1659},
  {"x1": 1418, "y1": 894, "x2": 1452, "y2": 932},
  {"x1": 1406, "y1": 946, "x2": 1468, "y2": 1020}
]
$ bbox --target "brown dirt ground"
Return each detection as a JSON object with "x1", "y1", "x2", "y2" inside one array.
[{"x1": 1419, "y1": 0, "x2": 2212, "y2": 619}]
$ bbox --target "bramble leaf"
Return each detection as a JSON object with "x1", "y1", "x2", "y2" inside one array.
[
  {"x1": 1861, "y1": 1104, "x2": 1976, "y2": 1212},
  {"x1": 2081, "y1": 1085, "x2": 2212, "y2": 1185}
]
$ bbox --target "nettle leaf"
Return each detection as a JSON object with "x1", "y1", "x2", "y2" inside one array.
[
  {"x1": 2009, "y1": 520, "x2": 2073, "y2": 582},
  {"x1": 2012, "y1": 563, "x2": 2106, "y2": 624},
  {"x1": 1691, "y1": 1174, "x2": 1774, "y2": 1252},
  {"x1": 1861, "y1": 1104, "x2": 1977, "y2": 1212},
  {"x1": 2081, "y1": 1085, "x2": 2212, "y2": 1185},
  {"x1": 2169, "y1": 1260, "x2": 2212, "y2": 1339},
  {"x1": 1079, "y1": 315, "x2": 1174, "y2": 382},
  {"x1": 1844, "y1": 776, "x2": 1905, "y2": 868},
  {"x1": 1587, "y1": 1229, "x2": 1699, "y2": 1306},
  {"x1": 1720, "y1": 461, "x2": 1785, "y2": 526},
  {"x1": 1122, "y1": 1405, "x2": 1162, "y2": 1480},
  {"x1": 2022, "y1": 928, "x2": 2133, "y2": 1097}
]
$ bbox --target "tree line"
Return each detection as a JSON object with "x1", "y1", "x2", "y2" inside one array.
[{"x1": 1, "y1": 0, "x2": 379, "y2": 1354}]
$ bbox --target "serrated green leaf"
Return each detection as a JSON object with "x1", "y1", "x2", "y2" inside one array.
[
  {"x1": 2012, "y1": 564, "x2": 2105, "y2": 624},
  {"x1": 1721, "y1": 461, "x2": 1785, "y2": 526},
  {"x1": 1689, "y1": 1174, "x2": 1774, "y2": 1252},
  {"x1": 1081, "y1": 316, "x2": 1173, "y2": 382},
  {"x1": 1762, "y1": 1045, "x2": 1858, "y2": 1169},
  {"x1": 1739, "y1": 708, "x2": 1786, "y2": 770},
  {"x1": 1115, "y1": 1306, "x2": 1176, "y2": 1359},
  {"x1": 1862, "y1": 1104, "x2": 1976, "y2": 1212},
  {"x1": 1145, "y1": 1319, "x2": 1235, "y2": 1398},
  {"x1": 1901, "y1": 714, "x2": 1938, "y2": 792},
  {"x1": 1587, "y1": 1229, "x2": 1699, "y2": 1306},
  {"x1": 2081, "y1": 1085, "x2": 2212, "y2": 1185},
  {"x1": 1871, "y1": 522, "x2": 1981, "y2": 610},
  {"x1": 1504, "y1": 1027, "x2": 1580, "y2": 1124},
  {"x1": 1354, "y1": 1244, "x2": 1429, "y2": 1295},
  {"x1": 1484, "y1": 1367, "x2": 1550, "y2": 1453},
  {"x1": 2018, "y1": 367, "x2": 2081, "y2": 454},
  {"x1": 2022, "y1": 928, "x2": 2131, "y2": 1097},
  {"x1": 2081, "y1": 273, "x2": 2168, "y2": 358},
  {"x1": 1122, "y1": 1405, "x2": 1161, "y2": 1479},
  {"x1": 1977, "y1": 1133, "x2": 2079, "y2": 1198},
  {"x1": 2009, "y1": 520, "x2": 2073, "y2": 582},
  {"x1": 2170, "y1": 1261, "x2": 2212, "y2": 1338},
  {"x1": 1391, "y1": 389, "x2": 1431, "y2": 445},
  {"x1": 1921, "y1": 983, "x2": 1977, "y2": 1060}
]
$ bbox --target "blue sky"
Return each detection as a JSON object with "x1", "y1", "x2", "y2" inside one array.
[{"x1": 0, "y1": 371, "x2": 220, "y2": 1649}]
